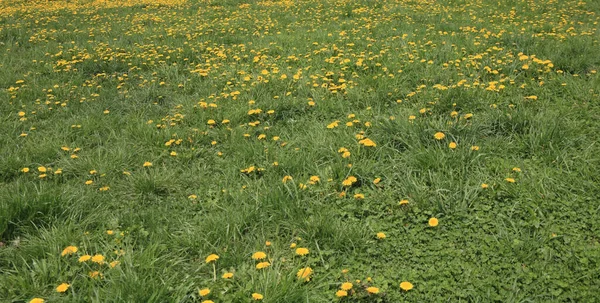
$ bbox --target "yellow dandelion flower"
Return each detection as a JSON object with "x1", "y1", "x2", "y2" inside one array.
[
  {"x1": 143, "y1": 162, "x2": 152, "y2": 167},
  {"x1": 340, "y1": 282, "x2": 353, "y2": 290},
  {"x1": 376, "y1": 232, "x2": 386, "y2": 239},
  {"x1": 29, "y1": 299, "x2": 44, "y2": 303},
  {"x1": 56, "y1": 283, "x2": 70, "y2": 293},
  {"x1": 222, "y1": 272, "x2": 234, "y2": 279},
  {"x1": 78, "y1": 255, "x2": 91, "y2": 262},
  {"x1": 448, "y1": 142, "x2": 457, "y2": 149},
  {"x1": 296, "y1": 267, "x2": 313, "y2": 282},
  {"x1": 199, "y1": 288, "x2": 210, "y2": 296},
  {"x1": 252, "y1": 251, "x2": 267, "y2": 260},
  {"x1": 366, "y1": 287, "x2": 379, "y2": 294},
  {"x1": 61, "y1": 246, "x2": 78, "y2": 256},
  {"x1": 256, "y1": 262, "x2": 270, "y2": 269},
  {"x1": 429, "y1": 217, "x2": 439, "y2": 227},
  {"x1": 400, "y1": 281, "x2": 413, "y2": 291},
  {"x1": 295, "y1": 247, "x2": 309, "y2": 256},
  {"x1": 335, "y1": 290, "x2": 348, "y2": 297},
  {"x1": 252, "y1": 293, "x2": 264, "y2": 300},
  {"x1": 205, "y1": 254, "x2": 219, "y2": 263},
  {"x1": 91, "y1": 254, "x2": 105, "y2": 264},
  {"x1": 434, "y1": 132, "x2": 445, "y2": 140}
]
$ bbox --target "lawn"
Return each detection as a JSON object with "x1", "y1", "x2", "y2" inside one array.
[{"x1": 1, "y1": 0, "x2": 599, "y2": 302}]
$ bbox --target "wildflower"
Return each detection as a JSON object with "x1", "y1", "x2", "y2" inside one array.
[
  {"x1": 399, "y1": 199, "x2": 409, "y2": 205},
  {"x1": 295, "y1": 247, "x2": 309, "y2": 256},
  {"x1": 56, "y1": 283, "x2": 70, "y2": 293},
  {"x1": 78, "y1": 255, "x2": 91, "y2": 262},
  {"x1": 202, "y1": 301, "x2": 215, "y2": 303},
  {"x1": 252, "y1": 251, "x2": 267, "y2": 260},
  {"x1": 38, "y1": 166, "x2": 47, "y2": 173},
  {"x1": 256, "y1": 262, "x2": 270, "y2": 269},
  {"x1": 505, "y1": 178, "x2": 515, "y2": 183},
  {"x1": 448, "y1": 142, "x2": 457, "y2": 149},
  {"x1": 252, "y1": 293, "x2": 264, "y2": 300},
  {"x1": 21, "y1": 167, "x2": 30, "y2": 173},
  {"x1": 354, "y1": 193, "x2": 364, "y2": 199},
  {"x1": 222, "y1": 272, "x2": 234, "y2": 279},
  {"x1": 143, "y1": 161, "x2": 152, "y2": 167},
  {"x1": 109, "y1": 261, "x2": 120, "y2": 268},
  {"x1": 512, "y1": 167, "x2": 522, "y2": 172},
  {"x1": 376, "y1": 232, "x2": 386, "y2": 239},
  {"x1": 309, "y1": 176, "x2": 320, "y2": 184},
  {"x1": 336, "y1": 290, "x2": 348, "y2": 297},
  {"x1": 428, "y1": 217, "x2": 439, "y2": 227},
  {"x1": 205, "y1": 254, "x2": 219, "y2": 263},
  {"x1": 358, "y1": 138, "x2": 376, "y2": 147},
  {"x1": 481, "y1": 183, "x2": 489, "y2": 189},
  {"x1": 91, "y1": 254, "x2": 105, "y2": 264},
  {"x1": 282, "y1": 175, "x2": 293, "y2": 183},
  {"x1": 400, "y1": 281, "x2": 413, "y2": 291},
  {"x1": 342, "y1": 176, "x2": 357, "y2": 187},
  {"x1": 265, "y1": 241, "x2": 271, "y2": 246},
  {"x1": 434, "y1": 132, "x2": 445, "y2": 140},
  {"x1": 340, "y1": 282, "x2": 353, "y2": 290},
  {"x1": 88, "y1": 271, "x2": 101, "y2": 279},
  {"x1": 29, "y1": 299, "x2": 44, "y2": 303},
  {"x1": 366, "y1": 287, "x2": 379, "y2": 294},
  {"x1": 85, "y1": 180, "x2": 93, "y2": 185},
  {"x1": 290, "y1": 243, "x2": 297, "y2": 248},
  {"x1": 199, "y1": 288, "x2": 210, "y2": 296},
  {"x1": 296, "y1": 267, "x2": 313, "y2": 282},
  {"x1": 61, "y1": 246, "x2": 78, "y2": 256},
  {"x1": 471, "y1": 145, "x2": 480, "y2": 151}
]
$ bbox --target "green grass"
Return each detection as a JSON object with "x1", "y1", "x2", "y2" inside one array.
[{"x1": 1, "y1": 0, "x2": 599, "y2": 302}]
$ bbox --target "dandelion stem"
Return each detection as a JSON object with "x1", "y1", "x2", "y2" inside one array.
[{"x1": 212, "y1": 263, "x2": 216, "y2": 282}]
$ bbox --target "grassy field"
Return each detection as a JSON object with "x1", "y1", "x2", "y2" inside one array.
[{"x1": 1, "y1": 0, "x2": 600, "y2": 301}]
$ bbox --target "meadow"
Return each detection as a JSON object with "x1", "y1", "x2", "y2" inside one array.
[{"x1": 1, "y1": 0, "x2": 599, "y2": 301}]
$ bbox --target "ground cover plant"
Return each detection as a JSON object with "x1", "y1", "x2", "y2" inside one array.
[{"x1": 1, "y1": 0, "x2": 600, "y2": 301}]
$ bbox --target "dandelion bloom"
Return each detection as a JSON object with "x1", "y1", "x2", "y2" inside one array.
[
  {"x1": 282, "y1": 175, "x2": 293, "y2": 183},
  {"x1": 295, "y1": 247, "x2": 309, "y2": 256},
  {"x1": 143, "y1": 161, "x2": 152, "y2": 167},
  {"x1": 252, "y1": 251, "x2": 267, "y2": 260},
  {"x1": 290, "y1": 243, "x2": 297, "y2": 248},
  {"x1": 481, "y1": 183, "x2": 489, "y2": 189},
  {"x1": 400, "y1": 281, "x2": 413, "y2": 291},
  {"x1": 376, "y1": 232, "x2": 386, "y2": 239},
  {"x1": 78, "y1": 255, "x2": 91, "y2": 262},
  {"x1": 366, "y1": 287, "x2": 379, "y2": 294},
  {"x1": 202, "y1": 301, "x2": 215, "y2": 303},
  {"x1": 340, "y1": 282, "x2": 353, "y2": 290},
  {"x1": 256, "y1": 262, "x2": 270, "y2": 269},
  {"x1": 109, "y1": 261, "x2": 120, "y2": 268},
  {"x1": 335, "y1": 290, "x2": 348, "y2": 297},
  {"x1": 373, "y1": 178, "x2": 381, "y2": 184},
  {"x1": 505, "y1": 178, "x2": 515, "y2": 183},
  {"x1": 434, "y1": 132, "x2": 445, "y2": 140},
  {"x1": 429, "y1": 217, "x2": 439, "y2": 227},
  {"x1": 399, "y1": 199, "x2": 409, "y2": 205},
  {"x1": 358, "y1": 138, "x2": 377, "y2": 147},
  {"x1": 296, "y1": 267, "x2": 313, "y2": 282},
  {"x1": 56, "y1": 283, "x2": 70, "y2": 293},
  {"x1": 448, "y1": 142, "x2": 457, "y2": 149},
  {"x1": 21, "y1": 167, "x2": 30, "y2": 173},
  {"x1": 61, "y1": 246, "x2": 78, "y2": 256},
  {"x1": 29, "y1": 299, "x2": 44, "y2": 303},
  {"x1": 205, "y1": 254, "x2": 219, "y2": 263},
  {"x1": 252, "y1": 293, "x2": 264, "y2": 300},
  {"x1": 199, "y1": 288, "x2": 210, "y2": 296},
  {"x1": 91, "y1": 254, "x2": 105, "y2": 264},
  {"x1": 222, "y1": 272, "x2": 234, "y2": 279}
]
